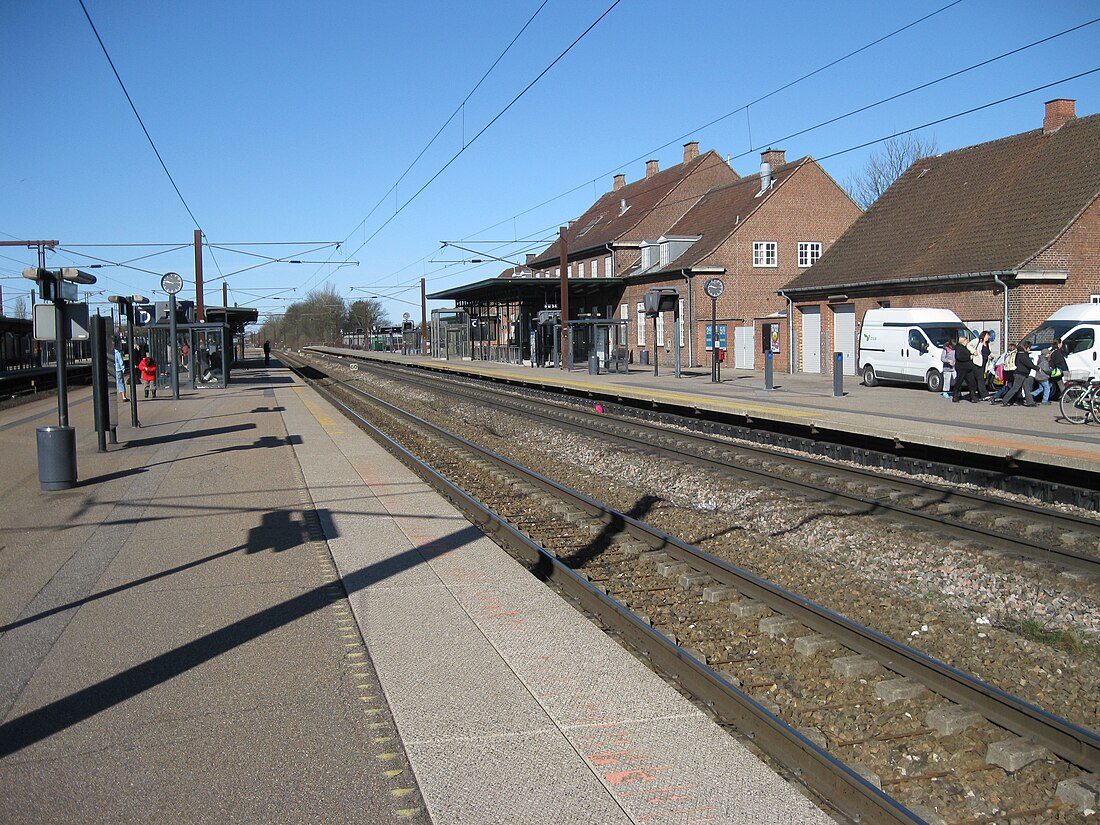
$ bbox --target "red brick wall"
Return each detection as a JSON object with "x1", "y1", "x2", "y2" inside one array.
[
  {"x1": 1019, "y1": 194, "x2": 1100, "y2": 331},
  {"x1": 689, "y1": 162, "x2": 861, "y2": 371}
]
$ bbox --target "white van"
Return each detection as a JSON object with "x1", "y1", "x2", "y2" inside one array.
[
  {"x1": 858, "y1": 308, "x2": 969, "y2": 392},
  {"x1": 1022, "y1": 303, "x2": 1100, "y2": 379}
]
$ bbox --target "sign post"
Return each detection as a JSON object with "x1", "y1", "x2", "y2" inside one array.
[
  {"x1": 703, "y1": 278, "x2": 724, "y2": 383},
  {"x1": 162, "y1": 272, "x2": 184, "y2": 400}
]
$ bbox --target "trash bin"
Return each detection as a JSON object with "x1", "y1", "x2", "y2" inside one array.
[
  {"x1": 588, "y1": 354, "x2": 599, "y2": 375},
  {"x1": 639, "y1": 351, "x2": 649, "y2": 365},
  {"x1": 37, "y1": 425, "x2": 77, "y2": 491}
]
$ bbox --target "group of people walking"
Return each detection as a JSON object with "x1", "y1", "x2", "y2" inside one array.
[{"x1": 940, "y1": 332, "x2": 1069, "y2": 406}]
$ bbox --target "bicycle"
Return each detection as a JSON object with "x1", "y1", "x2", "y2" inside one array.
[{"x1": 1059, "y1": 376, "x2": 1100, "y2": 424}]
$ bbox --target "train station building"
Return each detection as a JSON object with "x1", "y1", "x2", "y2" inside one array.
[
  {"x1": 428, "y1": 142, "x2": 859, "y2": 372},
  {"x1": 781, "y1": 99, "x2": 1100, "y2": 373}
]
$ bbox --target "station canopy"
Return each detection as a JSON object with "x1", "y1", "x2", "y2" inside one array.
[
  {"x1": 427, "y1": 276, "x2": 623, "y2": 304},
  {"x1": 204, "y1": 305, "x2": 259, "y2": 333}
]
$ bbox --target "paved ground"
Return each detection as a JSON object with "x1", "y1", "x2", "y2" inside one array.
[
  {"x1": 0, "y1": 358, "x2": 842, "y2": 824},
  {"x1": 0, "y1": 366, "x2": 425, "y2": 824}
]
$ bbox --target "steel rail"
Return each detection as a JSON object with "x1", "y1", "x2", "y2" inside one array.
[
  {"x1": 285, "y1": 355, "x2": 925, "y2": 825},
  {"x1": 336, "y1": 354, "x2": 1100, "y2": 574},
  {"x1": 292, "y1": 355, "x2": 1100, "y2": 779}
]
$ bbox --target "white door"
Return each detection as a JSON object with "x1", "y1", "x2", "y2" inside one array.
[
  {"x1": 801, "y1": 307, "x2": 821, "y2": 373},
  {"x1": 833, "y1": 304, "x2": 856, "y2": 375},
  {"x1": 734, "y1": 326, "x2": 754, "y2": 369}
]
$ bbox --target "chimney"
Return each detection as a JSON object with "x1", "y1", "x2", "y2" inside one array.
[
  {"x1": 613, "y1": 173, "x2": 625, "y2": 191},
  {"x1": 683, "y1": 141, "x2": 699, "y2": 162},
  {"x1": 646, "y1": 159, "x2": 660, "y2": 178},
  {"x1": 525, "y1": 254, "x2": 535, "y2": 265},
  {"x1": 760, "y1": 148, "x2": 786, "y2": 169},
  {"x1": 1044, "y1": 98, "x2": 1076, "y2": 134}
]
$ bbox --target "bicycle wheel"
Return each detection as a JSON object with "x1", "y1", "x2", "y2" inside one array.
[{"x1": 1060, "y1": 383, "x2": 1089, "y2": 424}]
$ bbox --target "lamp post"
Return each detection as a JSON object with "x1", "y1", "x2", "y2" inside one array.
[{"x1": 109, "y1": 294, "x2": 149, "y2": 428}]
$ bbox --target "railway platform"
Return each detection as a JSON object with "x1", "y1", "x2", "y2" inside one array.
[
  {"x1": 0, "y1": 358, "x2": 835, "y2": 824},
  {"x1": 316, "y1": 348, "x2": 1100, "y2": 477}
]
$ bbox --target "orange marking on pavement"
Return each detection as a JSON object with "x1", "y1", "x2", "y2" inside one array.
[
  {"x1": 949, "y1": 435, "x2": 1100, "y2": 462},
  {"x1": 589, "y1": 750, "x2": 648, "y2": 765},
  {"x1": 605, "y1": 769, "x2": 657, "y2": 784}
]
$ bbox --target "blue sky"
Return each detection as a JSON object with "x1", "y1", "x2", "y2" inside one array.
[{"x1": 2, "y1": 0, "x2": 1098, "y2": 328}]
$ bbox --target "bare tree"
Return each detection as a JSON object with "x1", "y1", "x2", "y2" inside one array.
[
  {"x1": 345, "y1": 298, "x2": 390, "y2": 336},
  {"x1": 844, "y1": 133, "x2": 939, "y2": 210},
  {"x1": 12, "y1": 296, "x2": 28, "y2": 319}
]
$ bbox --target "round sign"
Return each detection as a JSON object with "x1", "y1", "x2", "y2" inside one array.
[
  {"x1": 704, "y1": 277, "x2": 725, "y2": 299},
  {"x1": 161, "y1": 271, "x2": 184, "y2": 295},
  {"x1": 402, "y1": 312, "x2": 410, "y2": 321}
]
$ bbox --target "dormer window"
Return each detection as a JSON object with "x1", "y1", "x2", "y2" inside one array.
[{"x1": 640, "y1": 243, "x2": 658, "y2": 270}]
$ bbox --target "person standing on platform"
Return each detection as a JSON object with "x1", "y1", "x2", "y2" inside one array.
[
  {"x1": 114, "y1": 343, "x2": 128, "y2": 402},
  {"x1": 940, "y1": 340, "x2": 956, "y2": 399},
  {"x1": 968, "y1": 330, "x2": 993, "y2": 398},
  {"x1": 138, "y1": 350, "x2": 158, "y2": 399},
  {"x1": 263, "y1": 339, "x2": 271, "y2": 366},
  {"x1": 952, "y1": 334, "x2": 979, "y2": 403}
]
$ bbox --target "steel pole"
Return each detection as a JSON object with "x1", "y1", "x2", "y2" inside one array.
[{"x1": 169, "y1": 293, "x2": 180, "y2": 399}]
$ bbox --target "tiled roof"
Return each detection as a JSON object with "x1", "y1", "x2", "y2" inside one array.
[
  {"x1": 650, "y1": 158, "x2": 807, "y2": 273},
  {"x1": 529, "y1": 151, "x2": 736, "y2": 267},
  {"x1": 783, "y1": 112, "x2": 1100, "y2": 293}
]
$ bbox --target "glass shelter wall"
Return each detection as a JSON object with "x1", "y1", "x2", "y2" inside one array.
[
  {"x1": 146, "y1": 324, "x2": 228, "y2": 389},
  {"x1": 430, "y1": 309, "x2": 470, "y2": 361}
]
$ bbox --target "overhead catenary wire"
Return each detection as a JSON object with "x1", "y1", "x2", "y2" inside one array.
[
  {"x1": 334, "y1": 0, "x2": 552, "y2": 255},
  {"x1": 77, "y1": 0, "x2": 202, "y2": 232},
  {"x1": 442, "y1": 14, "x2": 1100, "y2": 273},
  {"x1": 351, "y1": 0, "x2": 976, "y2": 294},
  {"x1": 339, "y1": 0, "x2": 625, "y2": 263}
]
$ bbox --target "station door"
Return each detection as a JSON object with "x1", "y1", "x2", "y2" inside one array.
[
  {"x1": 734, "y1": 326, "x2": 754, "y2": 369},
  {"x1": 833, "y1": 304, "x2": 857, "y2": 375},
  {"x1": 801, "y1": 307, "x2": 821, "y2": 373}
]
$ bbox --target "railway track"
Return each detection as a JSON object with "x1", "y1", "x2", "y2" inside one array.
[
  {"x1": 285, "y1": 352, "x2": 1100, "y2": 825},
  {"x1": 320, "y1": 352, "x2": 1100, "y2": 578}
]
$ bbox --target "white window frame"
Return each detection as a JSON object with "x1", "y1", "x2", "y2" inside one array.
[
  {"x1": 656, "y1": 313, "x2": 665, "y2": 347},
  {"x1": 798, "y1": 241, "x2": 822, "y2": 268},
  {"x1": 578, "y1": 261, "x2": 585, "y2": 278},
  {"x1": 678, "y1": 299, "x2": 685, "y2": 348},
  {"x1": 1091, "y1": 294, "x2": 1100, "y2": 304},
  {"x1": 753, "y1": 241, "x2": 777, "y2": 267},
  {"x1": 605, "y1": 255, "x2": 614, "y2": 277},
  {"x1": 636, "y1": 303, "x2": 646, "y2": 346}
]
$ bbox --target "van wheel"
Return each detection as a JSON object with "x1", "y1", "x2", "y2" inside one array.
[
  {"x1": 862, "y1": 365, "x2": 878, "y2": 387},
  {"x1": 927, "y1": 369, "x2": 944, "y2": 392}
]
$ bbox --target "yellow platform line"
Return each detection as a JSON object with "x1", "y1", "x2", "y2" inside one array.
[
  {"x1": 950, "y1": 434, "x2": 1100, "y2": 463},
  {"x1": 411, "y1": 359, "x2": 814, "y2": 420}
]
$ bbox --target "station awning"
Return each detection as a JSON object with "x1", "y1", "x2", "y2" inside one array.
[
  {"x1": 204, "y1": 306, "x2": 259, "y2": 332},
  {"x1": 427, "y1": 276, "x2": 624, "y2": 303}
]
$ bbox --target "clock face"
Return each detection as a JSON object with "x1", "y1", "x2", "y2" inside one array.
[
  {"x1": 161, "y1": 272, "x2": 184, "y2": 294},
  {"x1": 704, "y1": 277, "x2": 725, "y2": 299}
]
